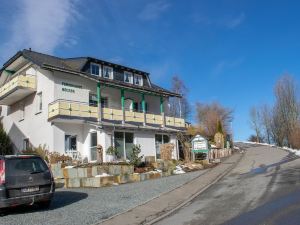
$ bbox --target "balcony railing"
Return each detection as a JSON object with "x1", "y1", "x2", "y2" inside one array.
[
  {"x1": 48, "y1": 100, "x2": 186, "y2": 128},
  {"x1": 0, "y1": 74, "x2": 36, "y2": 105}
]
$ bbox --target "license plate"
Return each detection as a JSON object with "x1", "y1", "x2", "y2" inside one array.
[{"x1": 21, "y1": 186, "x2": 39, "y2": 193}]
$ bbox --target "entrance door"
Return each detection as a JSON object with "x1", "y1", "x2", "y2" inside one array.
[{"x1": 90, "y1": 132, "x2": 97, "y2": 161}]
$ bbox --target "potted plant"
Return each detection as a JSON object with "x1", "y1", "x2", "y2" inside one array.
[{"x1": 106, "y1": 146, "x2": 117, "y2": 162}]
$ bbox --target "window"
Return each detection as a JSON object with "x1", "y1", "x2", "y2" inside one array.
[
  {"x1": 124, "y1": 71, "x2": 133, "y2": 83},
  {"x1": 36, "y1": 92, "x2": 42, "y2": 113},
  {"x1": 90, "y1": 132, "x2": 97, "y2": 161},
  {"x1": 155, "y1": 134, "x2": 170, "y2": 159},
  {"x1": 103, "y1": 66, "x2": 113, "y2": 79},
  {"x1": 91, "y1": 63, "x2": 101, "y2": 76},
  {"x1": 20, "y1": 102, "x2": 25, "y2": 121},
  {"x1": 134, "y1": 74, "x2": 143, "y2": 86},
  {"x1": 101, "y1": 97, "x2": 108, "y2": 108},
  {"x1": 89, "y1": 93, "x2": 108, "y2": 108},
  {"x1": 65, "y1": 135, "x2": 77, "y2": 152},
  {"x1": 133, "y1": 102, "x2": 139, "y2": 112},
  {"x1": 89, "y1": 93, "x2": 98, "y2": 107},
  {"x1": 23, "y1": 138, "x2": 30, "y2": 151},
  {"x1": 114, "y1": 132, "x2": 134, "y2": 160}
]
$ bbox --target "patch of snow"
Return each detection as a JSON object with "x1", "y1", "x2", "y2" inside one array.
[
  {"x1": 173, "y1": 165, "x2": 186, "y2": 175},
  {"x1": 64, "y1": 166, "x2": 75, "y2": 168},
  {"x1": 95, "y1": 173, "x2": 110, "y2": 177}
]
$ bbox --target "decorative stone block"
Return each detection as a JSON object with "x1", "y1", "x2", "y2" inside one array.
[
  {"x1": 63, "y1": 168, "x2": 78, "y2": 179},
  {"x1": 100, "y1": 176, "x2": 115, "y2": 187},
  {"x1": 65, "y1": 178, "x2": 80, "y2": 188},
  {"x1": 140, "y1": 173, "x2": 150, "y2": 181},
  {"x1": 109, "y1": 165, "x2": 122, "y2": 175},
  {"x1": 51, "y1": 163, "x2": 64, "y2": 178},
  {"x1": 121, "y1": 165, "x2": 134, "y2": 175}
]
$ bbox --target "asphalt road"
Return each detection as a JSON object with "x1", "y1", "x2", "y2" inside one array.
[
  {"x1": 0, "y1": 168, "x2": 205, "y2": 225},
  {"x1": 156, "y1": 144, "x2": 300, "y2": 225}
]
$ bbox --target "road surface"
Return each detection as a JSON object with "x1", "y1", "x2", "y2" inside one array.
[{"x1": 156, "y1": 143, "x2": 300, "y2": 225}]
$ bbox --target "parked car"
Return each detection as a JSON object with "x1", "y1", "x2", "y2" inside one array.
[{"x1": 0, "y1": 155, "x2": 55, "y2": 212}]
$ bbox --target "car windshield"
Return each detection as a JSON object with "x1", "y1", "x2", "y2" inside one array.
[{"x1": 6, "y1": 157, "x2": 48, "y2": 175}]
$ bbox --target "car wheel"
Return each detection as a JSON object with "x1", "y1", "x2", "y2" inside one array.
[
  {"x1": 0, "y1": 209, "x2": 6, "y2": 216},
  {"x1": 38, "y1": 200, "x2": 51, "y2": 209}
]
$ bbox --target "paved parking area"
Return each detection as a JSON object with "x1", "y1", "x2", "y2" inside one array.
[{"x1": 0, "y1": 170, "x2": 206, "y2": 225}]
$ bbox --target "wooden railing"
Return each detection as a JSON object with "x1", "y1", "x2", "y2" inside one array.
[
  {"x1": 0, "y1": 74, "x2": 36, "y2": 99},
  {"x1": 48, "y1": 100, "x2": 185, "y2": 128}
]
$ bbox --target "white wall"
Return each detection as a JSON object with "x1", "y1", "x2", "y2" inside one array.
[
  {"x1": 1, "y1": 66, "x2": 55, "y2": 152},
  {"x1": 134, "y1": 131, "x2": 156, "y2": 157}
]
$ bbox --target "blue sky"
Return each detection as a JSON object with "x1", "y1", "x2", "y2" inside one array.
[{"x1": 0, "y1": 0, "x2": 300, "y2": 140}]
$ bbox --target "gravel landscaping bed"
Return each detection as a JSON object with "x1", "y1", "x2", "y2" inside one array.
[{"x1": 1, "y1": 170, "x2": 206, "y2": 225}]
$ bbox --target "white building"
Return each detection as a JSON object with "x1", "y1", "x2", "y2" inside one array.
[{"x1": 0, "y1": 50, "x2": 186, "y2": 162}]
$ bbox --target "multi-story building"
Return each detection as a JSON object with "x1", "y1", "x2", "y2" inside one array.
[{"x1": 0, "y1": 49, "x2": 185, "y2": 162}]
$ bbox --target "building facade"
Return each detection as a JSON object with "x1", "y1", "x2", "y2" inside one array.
[{"x1": 0, "y1": 50, "x2": 185, "y2": 162}]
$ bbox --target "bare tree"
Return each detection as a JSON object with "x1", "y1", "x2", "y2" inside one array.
[
  {"x1": 273, "y1": 75, "x2": 299, "y2": 146},
  {"x1": 169, "y1": 76, "x2": 191, "y2": 120},
  {"x1": 196, "y1": 102, "x2": 233, "y2": 141},
  {"x1": 249, "y1": 106, "x2": 263, "y2": 143},
  {"x1": 260, "y1": 104, "x2": 273, "y2": 144}
]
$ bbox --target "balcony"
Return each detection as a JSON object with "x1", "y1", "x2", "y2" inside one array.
[
  {"x1": 0, "y1": 74, "x2": 36, "y2": 105},
  {"x1": 48, "y1": 100, "x2": 186, "y2": 128}
]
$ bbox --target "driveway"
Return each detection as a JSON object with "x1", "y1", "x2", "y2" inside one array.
[
  {"x1": 0, "y1": 169, "x2": 205, "y2": 225},
  {"x1": 156, "y1": 144, "x2": 300, "y2": 225}
]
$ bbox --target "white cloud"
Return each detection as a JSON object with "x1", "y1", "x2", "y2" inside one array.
[
  {"x1": 138, "y1": 0, "x2": 171, "y2": 21},
  {"x1": 212, "y1": 58, "x2": 244, "y2": 76},
  {"x1": 0, "y1": 0, "x2": 80, "y2": 60},
  {"x1": 192, "y1": 12, "x2": 246, "y2": 29},
  {"x1": 224, "y1": 13, "x2": 246, "y2": 29}
]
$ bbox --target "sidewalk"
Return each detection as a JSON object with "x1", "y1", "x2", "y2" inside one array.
[{"x1": 97, "y1": 152, "x2": 244, "y2": 225}]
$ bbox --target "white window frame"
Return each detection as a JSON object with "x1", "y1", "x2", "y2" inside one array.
[
  {"x1": 103, "y1": 66, "x2": 113, "y2": 79},
  {"x1": 134, "y1": 74, "x2": 143, "y2": 86},
  {"x1": 90, "y1": 63, "x2": 101, "y2": 76},
  {"x1": 23, "y1": 138, "x2": 30, "y2": 150},
  {"x1": 36, "y1": 92, "x2": 42, "y2": 114},
  {"x1": 124, "y1": 71, "x2": 133, "y2": 84}
]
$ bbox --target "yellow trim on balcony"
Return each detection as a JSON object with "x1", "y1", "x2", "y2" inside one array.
[
  {"x1": 48, "y1": 101, "x2": 186, "y2": 128},
  {"x1": 0, "y1": 75, "x2": 36, "y2": 99},
  {"x1": 48, "y1": 101, "x2": 98, "y2": 120},
  {"x1": 103, "y1": 108, "x2": 123, "y2": 121},
  {"x1": 125, "y1": 111, "x2": 144, "y2": 123}
]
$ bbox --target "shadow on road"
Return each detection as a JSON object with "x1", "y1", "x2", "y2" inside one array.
[
  {"x1": 242, "y1": 153, "x2": 299, "y2": 177},
  {"x1": 2, "y1": 191, "x2": 88, "y2": 216},
  {"x1": 222, "y1": 189, "x2": 300, "y2": 225}
]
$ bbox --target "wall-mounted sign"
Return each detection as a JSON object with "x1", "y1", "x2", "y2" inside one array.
[{"x1": 61, "y1": 82, "x2": 82, "y2": 93}]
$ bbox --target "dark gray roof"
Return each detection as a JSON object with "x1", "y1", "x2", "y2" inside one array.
[{"x1": 1, "y1": 49, "x2": 181, "y2": 97}]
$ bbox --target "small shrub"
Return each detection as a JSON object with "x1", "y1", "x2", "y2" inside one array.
[
  {"x1": 0, "y1": 122, "x2": 13, "y2": 155},
  {"x1": 130, "y1": 144, "x2": 143, "y2": 167},
  {"x1": 106, "y1": 146, "x2": 117, "y2": 155},
  {"x1": 22, "y1": 144, "x2": 49, "y2": 162}
]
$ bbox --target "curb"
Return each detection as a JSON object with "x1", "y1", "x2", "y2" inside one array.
[{"x1": 143, "y1": 152, "x2": 245, "y2": 225}]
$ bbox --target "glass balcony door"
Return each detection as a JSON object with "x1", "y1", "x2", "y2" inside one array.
[{"x1": 114, "y1": 132, "x2": 134, "y2": 160}]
